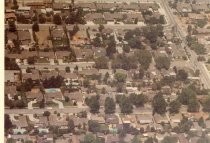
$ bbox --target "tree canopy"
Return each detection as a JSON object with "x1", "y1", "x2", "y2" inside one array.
[{"x1": 152, "y1": 93, "x2": 167, "y2": 114}]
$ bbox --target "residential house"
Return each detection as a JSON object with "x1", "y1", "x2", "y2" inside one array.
[
  {"x1": 22, "y1": 69, "x2": 40, "y2": 82},
  {"x1": 84, "y1": 13, "x2": 105, "y2": 24},
  {"x1": 63, "y1": 91, "x2": 83, "y2": 104},
  {"x1": 17, "y1": 30, "x2": 32, "y2": 50},
  {"x1": 16, "y1": 6, "x2": 32, "y2": 19},
  {"x1": 12, "y1": 115, "x2": 28, "y2": 134},
  {"x1": 176, "y1": 2, "x2": 192, "y2": 13},
  {"x1": 55, "y1": 51, "x2": 71, "y2": 65},
  {"x1": 191, "y1": 4, "x2": 209, "y2": 12},
  {"x1": 60, "y1": 71, "x2": 79, "y2": 87},
  {"x1": 44, "y1": 88, "x2": 63, "y2": 101},
  {"x1": 104, "y1": 12, "x2": 123, "y2": 24},
  {"x1": 153, "y1": 114, "x2": 169, "y2": 124},
  {"x1": 78, "y1": 68, "x2": 99, "y2": 77},
  {"x1": 72, "y1": 117, "x2": 88, "y2": 130},
  {"x1": 34, "y1": 116, "x2": 49, "y2": 128},
  {"x1": 124, "y1": 13, "x2": 144, "y2": 24},
  {"x1": 5, "y1": 10, "x2": 16, "y2": 22},
  {"x1": 55, "y1": 138, "x2": 71, "y2": 143},
  {"x1": 5, "y1": 70, "x2": 20, "y2": 83},
  {"x1": 96, "y1": 3, "x2": 118, "y2": 11},
  {"x1": 177, "y1": 134, "x2": 189, "y2": 143},
  {"x1": 136, "y1": 114, "x2": 153, "y2": 125},
  {"x1": 26, "y1": 2, "x2": 45, "y2": 9},
  {"x1": 5, "y1": 85, "x2": 17, "y2": 100},
  {"x1": 75, "y1": 3, "x2": 97, "y2": 12},
  {"x1": 41, "y1": 70, "x2": 59, "y2": 79},
  {"x1": 169, "y1": 114, "x2": 182, "y2": 128},
  {"x1": 48, "y1": 114, "x2": 68, "y2": 130},
  {"x1": 93, "y1": 47, "x2": 107, "y2": 58},
  {"x1": 190, "y1": 122, "x2": 202, "y2": 132},
  {"x1": 90, "y1": 114, "x2": 105, "y2": 124},
  {"x1": 105, "y1": 134, "x2": 120, "y2": 143},
  {"x1": 38, "y1": 51, "x2": 55, "y2": 65},
  {"x1": 121, "y1": 3, "x2": 140, "y2": 12},
  {"x1": 74, "y1": 48, "x2": 94, "y2": 61},
  {"x1": 26, "y1": 87, "x2": 43, "y2": 101}
]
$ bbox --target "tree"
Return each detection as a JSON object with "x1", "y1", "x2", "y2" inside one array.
[
  {"x1": 155, "y1": 56, "x2": 171, "y2": 70},
  {"x1": 203, "y1": 96, "x2": 210, "y2": 112},
  {"x1": 104, "y1": 97, "x2": 116, "y2": 114},
  {"x1": 161, "y1": 136, "x2": 178, "y2": 143},
  {"x1": 114, "y1": 73, "x2": 127, "y2": 83},
  {"x1": 85, "y1": 96, "x2": 100, "y2": 114},
  {"x1": 12, "y1": 0, "x2": 19, "y2": 9},
  {"x1": 68, "y1": 119, "x2": 75, "y2": 133},
  {"x1": 27, "y1": 56, "x2": 36, "y2": 65},
  {"x1": 176, "y1": 69, "x2": 188, "y2": 81},
  {"x1": 119, "y1": 96, "x2": 133, "y2": 114},
  {"x1": 106, "y1": 39, "x2": 117, "y2": 57},
  {"x1": 39, "y1": 14, "x2": 46, "y2": 24},
  {"x1": 83, "y1": 78, "x2": 90, "y2": 88},
  {"x1": 178, "y1": 116, "x2": 192, "y2": 133},
  {"x1": 187, "y1": 98, "x2": 200, "y2": 112},
  {"x1": 169, "y1": 100, "x2": 181, "y2": 114},
  {"x1": 123, "y1": 45, "x2": 130, "y2": 53},
  {"x1": 129, "y1": 93, "x2": 146, "y2": 107},
  {"x1": 152, "y1": 93, "x2": 167, "y2": 114},
  {"x1": 8, "y1": 20, "x2": 16, "y2": 32},
  {"x1": 88, "y1": 120, "x2": 100, "y2": 133},
  {"x1": 198, "y1": 117, "x2": 206, "y2": 128},
  {"x1": 5, "y1": 114, "x2": 13, "y2": 132},
  {"x1": 95, "y1": 56, "x2": 108, "y2": 69},
  {"x1": 53, "y1": 14, "x2": 62, "y2": 25},
  {"x1": 98, "y1": 24, "x2": 105, "y2": 32},
  {"x1": 65, "y1": 66, "x2": 70, "y2": 73},
  {"x1": 32, "y1": 22, "x2": 39, "y2": 32},
  {"x1": 43, "y1": 111, "x2": 50, "y2": 117},
  {"x1": 134, "y1": 50, "x2": 152, "y2": 70},
  {"x1": 132, "y1": 135, "x2": 141, "y2": 143},
  {"x1": 92, "y1": 36, "x2": 101, "y2": 47},
  {"x1": 187, "y1": 25, "x2": 192, "y2": 35},
  {"x1": 178, "y1": 87, "x2": 196, "y2": 105}
]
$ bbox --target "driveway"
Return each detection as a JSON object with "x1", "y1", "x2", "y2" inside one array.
[
  {"x1": 28, "y1": 100, "x2": 37, "y2": 109},
  {"x1": 52, "y1": 99, "x2": 64, "y2": 109}
]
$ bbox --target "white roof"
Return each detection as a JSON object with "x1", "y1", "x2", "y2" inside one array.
[{"x1": 18, "y1": 6, "x2": 31, "y2": 11}]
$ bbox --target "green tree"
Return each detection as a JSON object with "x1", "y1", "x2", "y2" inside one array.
[
  {"x1": 178, "y1": 87, "x2": 196, "y2": 105},
  {"x1": 187, "y1": 98, "x2": 200, "y2": 112},
  {"x1": 104, "y1": 97, "x2": 116, "y2": 114},
  {"x1": 85, "y1": 96, "x2": 100, "y2": 114},
  {"x1": 176, "y1": 69, "x2": 188, "y2": 81},
  {"x1": 65, "y1": 66, "x2": 70, "y2": 73},
  {"x1": 119, "y1": 96, "x2": 133, "y2": 114},
  {"x1": 155, "y1": 56, "x2": 171, "y2": 70},
  {"x1": 88, "y1": 120, "x2": 100, "y2": 133},
  {"x1": 178, "y1": 116, "x2": 192, "y2": 133},
  {"x1": 203, "y1": 96, "x2": 210, "y2": 112},
  {"x1": 53, "y1": 14, "x2": 62, "y2": 25},
  {"x1": 5, "y1": 114, "x2": 13, "y2": 132},
  {"x1": 169, "y1": 100, "x2": 181, "y2": 114},
  {"x1": 161, "y1": 136, "x2": 178, "y2": 143},
  {"x1": 114, "y1": 72, "x2": 127, "y2": 83},
  {"x1": 95, "y1": 56, "x2": 108, "y2": 69},
  {"x1": 68, "y1": 119, "x2": 75, "y2": 133},
  {"x1": 98, "y1": 24, "x2": 105, "y2": 32},
  {"x1": 32, "y1": 22, "x2": 39, "y2": 32},
  {"x1": 198, "y1": 117, "x2": 206, "y2": 128},
  {"x1": 129, "y1": 93, "x2": 146, "y2": 107},
  {"x1": 43, "y1": 111, "x2": 50, "y2": 117},
  {"x1": 132, "y1": 135, "x2": 141, "y2": 143},
  {"x1": 152, "y1": 93, "x2": 167, "y2": 114},
  {"x1": 134, "y1": 50, "x2": 152, "y2": 70}
]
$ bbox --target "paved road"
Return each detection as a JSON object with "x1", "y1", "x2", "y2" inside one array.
[{"x1": 5, "y1": 107, "x2": 89, "y2": 114}]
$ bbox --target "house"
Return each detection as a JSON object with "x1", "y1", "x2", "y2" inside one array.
[
  {"x1": 93, "y1": 47, "x2": 107, "y2": 58},
  {"x1": 22, "y1": 69, "x2": 40, "y2": 82},
  {"x1": 63, "y1": 91, "x2": 83, "y2": 104},
  {"x1": 74, "y1": 48, "x2": 93, "y2": 61},
  {"x1": 78, "y1": 68, "x2": 99, "y2": 77},
  {"x1": 53, "y1": 3, "x2": 69, "y2": 11},
  {"x1": 5, "y1": 10, "x2": 16, "y2": 22},
  {"x1": 124, "y1": 13, "x2": 144, "y2": 24},
  {"x1": 96, "y1": 3, "x2": 118, "y2": 11},
  {"x1": 34, "y1": 116, "x2": 49, "y2": 127},
  {"x1": 55, "y1": 138, "x2": 71, "y2": 143},
  {"x1": 177, "y1": 134, "x2": 189, "y2": 143},
  {"x1": 5, "y1": 70, "x2": 20, "y2": 83},
  {"x1": 176, "y1": 3, "x2": 192, "y2": 13},
  {"x1": 38, "y1": 51, "x2": 55, "y2": 65},
  {"x1": 26, "y1": 88, "x2": 43, "y2": 101},
  {"x1": 75, "y1": 3, "x2": 97, "y2": 12},
  {"x1": 16, "y1": 6, "x2": 32, "y2": 19},
  {"x1": 48, "y1": 114, "x2": 68, "y2": 128},
  {"x1": 90, "y1": 114, "x2": 105, "y2": 124},
  {"x1": 188, "y1": 13, "x2": 206, "y2": 21},
  {"x1": 12, "y1": 115, "x2": 28, "y2": 128},
  {"x1": 72, "y1": 117, "x2": 88, "y2": 128},
  {"x1": 136, "y1": 114, "x2": 153, "y2": 124},
  {"x1": 191, "y1": 4, "x2": 209, "y2": 12},
  {"x1": 61, "y1": 72, "x2": 79, "y2": 87},
  {"x1": 121, "y1": 3, "x2": 140, "y2": 12},
  {"x1": 104, "y1": 12, "x2": 123, "y2": 23},
  {"x1": 105, "y1": 114, "x2": 119, "y2": 125},
  {"x1": 161, "y1": 85, "x2": 171, "y2": 94},
  {"x1": 190, "y1": 122, "x2": 202, "y2": 132},
  {"x1": 169, "y1": 114, "x2": 182, "y2": 128},
  {"x1": 26, "y1": 2, "x2": 45, "y2": 9},
  {"x1": 17, "y1": 30, "x2": 32, "y2": 49},
  {"x1": 41, "y1": 70, "x2": 59, "y2": 79},
  {"x1": 84, "y1": 13, "x2": 105, "y2": 24},
  {"x1": 153, "y1": 114, "x2": 169, "y2": 124},
  {"x1": 205, "y1": 120, "x2": 210, "y2": 130},
  {"x1": 5, "y1": 85, "x2": 17, "y2": 100},
  {"x1": 44, "y1": 88, "x2": 63, "y2": 101},
  {"x1": 55, "y1": 51, "x2": 71, "y2": 64}
]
